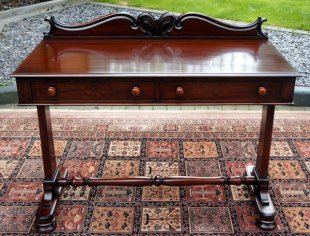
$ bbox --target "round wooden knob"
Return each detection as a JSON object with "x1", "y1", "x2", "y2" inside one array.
[
  {"x1": 131, "y1": 86, "x2": 140, "y2": 97},
  {"x1": 176, "y1": 87, "x2": 184, "y2": 96},
  {"x1": 47, "y1": 87, "x2": 56, "y2": 97},
  {"x1": 258, "y1": 86, "x2": 267, "y2": 96}
]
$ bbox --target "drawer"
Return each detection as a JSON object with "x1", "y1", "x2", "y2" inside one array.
[
  {"x1": 16, "y1": 77, "x2": 294, "y2": 105},
  {"x1": 159, "y1": 80, "x2": 283, "y2": 103},
  {"x1": 30, "y1": 80, "x2": 156, "y2": 103}
]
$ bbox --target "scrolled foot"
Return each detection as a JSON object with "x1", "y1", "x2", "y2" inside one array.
[
  {"x1": 245, "y1": 165, "x2": 276, "y2": 231},
  {"x1": 34, "y1": 168, "x2": 68, "y2": 233},
  {"x1": 34, "y1": 217, "x2": 57, "y2": 233},
  {"x1": 256, "y1": 217, "x2": 276, "y2": 231}
]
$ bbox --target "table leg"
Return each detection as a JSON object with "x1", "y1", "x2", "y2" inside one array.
[
  {"x1": 34, "y1": 106, "x2": 67, "y2": 233},
  {"x1": 245, "y1": 105, "x2": 276, "y2": 230}
]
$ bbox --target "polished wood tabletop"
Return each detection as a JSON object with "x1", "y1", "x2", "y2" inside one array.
[{"x1": 13, "y1": 39, "x2": 297, "y2": 78}]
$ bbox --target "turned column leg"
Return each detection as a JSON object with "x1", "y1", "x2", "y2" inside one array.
[
  {"x1": 35, "y1": 106, "x2": 67, "y2": 233},
  {"x1": 245, "y1": 105, "x2": 276, "y2": 230}
]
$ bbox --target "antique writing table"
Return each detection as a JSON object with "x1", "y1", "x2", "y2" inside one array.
[{"x1": 13, "y1": 12, "x2": 298, "y2": 233}]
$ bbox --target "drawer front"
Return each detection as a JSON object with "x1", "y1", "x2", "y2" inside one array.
[
  {"x1": 16, "y1": 77, "x2": 294, "y2": 105},
  {"x1": 159, "y1": 80, "x2": 283, "y2": 103},
  {"x1": 30, "y1": 80, "x2": 156, "y2": 103}
]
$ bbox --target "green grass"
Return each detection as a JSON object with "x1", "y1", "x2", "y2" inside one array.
[
  {"x1": 0, "y1": 80, "x2": 13, "y2": 87},
  {"x1": 97, "y1": 0, "x2": 310, "y2": 31}
]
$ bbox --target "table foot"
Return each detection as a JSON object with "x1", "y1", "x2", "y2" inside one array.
[
  {"x1": 34, "y1": 168, "x2": 68, "y2": 233},
  {"x1": 245, "y1": 165, "x2": 276, "y2": 231}
]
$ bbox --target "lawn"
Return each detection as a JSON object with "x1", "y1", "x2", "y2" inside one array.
[{"x1": 97, "y1": 0, "x2": 310, "y2": 31}]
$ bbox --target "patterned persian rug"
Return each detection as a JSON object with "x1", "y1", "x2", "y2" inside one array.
[{"x1": 0, "y1": 109, "x2": 309, "y2": 235}]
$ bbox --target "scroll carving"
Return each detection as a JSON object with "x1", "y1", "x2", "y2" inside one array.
[
  {"x1": 44, "y1": 12, "x2": 268, "y2": 39},
  {"x1": 137, "y1": 13, "x2": 177, "y2": 36}
]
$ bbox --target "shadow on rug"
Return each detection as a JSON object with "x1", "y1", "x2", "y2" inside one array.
[{"x1": 0, "y1": 110, "x2": 309, "y2": 235}]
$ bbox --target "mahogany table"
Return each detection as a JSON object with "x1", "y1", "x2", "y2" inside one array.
[{"x1": 12, "y1": 12, "x2": 298, "y2": 233}]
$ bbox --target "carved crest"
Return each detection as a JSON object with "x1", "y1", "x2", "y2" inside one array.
[
  {"x1": 137, "y1": 12, "x2": 177, "y2": 36},
  {"x1": 44, "y1": 12, "x2": 267, "y2": 39}
]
